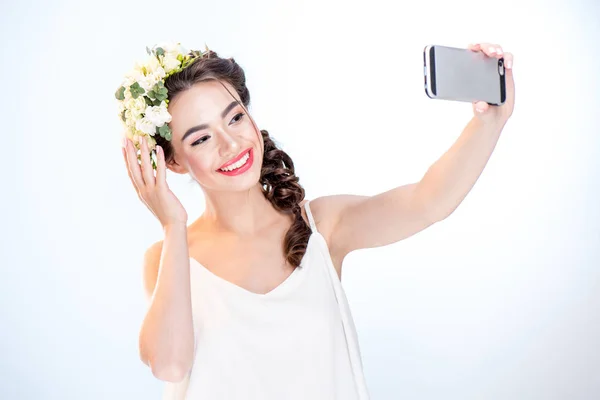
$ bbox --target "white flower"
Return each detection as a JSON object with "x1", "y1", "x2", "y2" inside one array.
[
  {"x1": 121, "y1": 75, "x2": 134, "y2": 89},
  {"x1": 124, "y1": 62, "x2": 145, "y2": 83},
  {"x1": 156, "y1": 41, "x2": 187, "y2": 58},
  {"x1": 117, "y1": 99, "x2": 125, "y2": 115},
  {"x1": 146, "y1": 134, "x2": 157, "y2": 151},
  {"x1": 144, "y1": 102, "x2": 172, "y2": 127},
  {"x1": 117, "y1": 42, "x2": 199, "y2": 162},
  {"x1": 122, "y1": 58, "x2": 166, "y2": 93},
  {"x1": 145, "y1": 55, "x2": 167, "y2": 80},
  {"x1": 136, "y1": 74, "x2": 156, "y2": 92},
  {"x1": 136, "y1": 117, "x2": 156, "y2": 135},
  {"x1": 125, "y1": 96, "x2": 147, "y2": 118},
  {"x1": 120, "y1": 86, "x2": 132, "y2": 103},
  {"x1": 162, "y1": 55, "x2": 181, "y2": 73},
  {"x1": 151, "y1": 41, "x2": 186, "y2": 73},
  {"x1": 124, "y1": 110, "x2": 136, "y2": 128},
  {"x1": 145, "y1": 55, "x2": 161, "y2": 73}
]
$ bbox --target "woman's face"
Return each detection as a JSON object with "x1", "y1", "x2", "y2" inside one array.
[{"x1": 167, "y1": 80, "x2": 263, "y2": 192}]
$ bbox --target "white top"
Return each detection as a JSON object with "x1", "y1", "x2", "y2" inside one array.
[{"x1": 162, "y1": 200, "x2": 370, "y2": 400}]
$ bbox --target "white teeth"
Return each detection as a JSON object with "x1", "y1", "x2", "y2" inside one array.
[{"x1": 219, "y1": 151, "x2": 250, "y2": 172}]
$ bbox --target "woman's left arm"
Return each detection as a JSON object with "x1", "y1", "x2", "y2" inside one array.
[{"x1": 324, "y1": 43, "x2": 515, "y2": 259}]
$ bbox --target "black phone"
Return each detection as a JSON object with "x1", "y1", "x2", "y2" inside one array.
[{"x1": 424, "y1": 44, "x2": 506, "y2": 105}]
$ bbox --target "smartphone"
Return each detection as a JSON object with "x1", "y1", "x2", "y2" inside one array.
[{"x1": 423, "y1": 44, "x2": 506, "y2": 105}]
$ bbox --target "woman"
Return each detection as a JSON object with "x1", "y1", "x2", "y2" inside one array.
[{"x1": 119, "y1": 42, "x2": 514, "y2": 399}]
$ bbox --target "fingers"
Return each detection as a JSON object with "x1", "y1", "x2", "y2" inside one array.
[
  {"x1": 473, "y1": 101, "x2": 489, "y2": 113},
  {"x1": 155, "y1": 145, "x2": 166, "y2": 187},
  {"x1": 123, "y1": 138, "x2": 145, "y2": 193},
  {"x1": 503, "y1": 52, "x2": 515, "y2": 105},
  {"x1": 121, "y1": 146, "x2": 137, "y2": 194},
  {"x1": 503, "y1": 51, "x2": 513, "y2": 70},
  {"x1": 468, "y1": 42, "x2": 504, "y2": 59},
  {"x1": 139, "y1": 136, "x2": 155, "y2": 188},
  {"x1": 468, "y1": 42, "x2": 515, "y2": 118}
]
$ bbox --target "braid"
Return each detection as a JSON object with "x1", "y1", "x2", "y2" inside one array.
[{"x1": 260, "y1": 130, "x2": 312, "y2": 267}]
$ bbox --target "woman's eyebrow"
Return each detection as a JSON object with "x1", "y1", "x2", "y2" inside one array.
[{"x1": 181, "y1": 101, "x2": 240, "y2": 142}]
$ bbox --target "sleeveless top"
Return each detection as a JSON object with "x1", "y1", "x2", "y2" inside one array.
[{"x1": 161, "y1": 200, "x2": 370, "y2": 400}]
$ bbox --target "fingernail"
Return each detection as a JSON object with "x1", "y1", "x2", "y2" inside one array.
[
  {"x1": 476, "y1": 108, "x2": 485, "y2": 113},
  {"x1": 122, "y1": 137, "x2": 128, "y2": 148},
  {"x1": 156, "y1": 145, "x2": 162, "y2": 155},
  {"x1": 506, "y1": 60, "x2": 512, "y2": 69}
]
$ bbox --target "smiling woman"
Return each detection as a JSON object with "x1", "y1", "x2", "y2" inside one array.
[{"x1": 119, "y1": 44, "x2": 369, "y2": 400}]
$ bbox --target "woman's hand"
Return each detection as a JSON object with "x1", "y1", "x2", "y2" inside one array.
[
  {"x1": 122, "y1": 135, "x2": 188, "y2": 228},
  {"x1": 468, "y1": 42, "x2": 515, "y2": 126}
]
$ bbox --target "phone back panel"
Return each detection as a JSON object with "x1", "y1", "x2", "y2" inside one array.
[{"x1": 425, "y1": 45, "x2": 505, "y2": 105}]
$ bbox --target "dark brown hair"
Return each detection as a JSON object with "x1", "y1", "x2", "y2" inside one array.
[{"x1": 155, "y1": 49, "x2": 311, "y2": 268}]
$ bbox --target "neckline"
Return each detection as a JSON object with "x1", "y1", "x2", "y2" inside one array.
[{"x1": 189, "y1": 233, "x2": 315, "y2": 298}]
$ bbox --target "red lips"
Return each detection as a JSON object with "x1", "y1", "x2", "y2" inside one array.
[{"x1": 217, "y1": 148, "x2": 252, "y2": 170}]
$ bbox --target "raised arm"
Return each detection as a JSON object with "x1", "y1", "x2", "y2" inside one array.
[
  {"x1": 138, "y1": 223, "x2": 195, "y2": 383},
  {"x1": 323, "y1": 43, "x2": 515, "y2": 263}
]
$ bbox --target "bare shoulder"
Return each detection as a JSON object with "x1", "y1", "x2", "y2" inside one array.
[
  {"x1": 305, "y1": 194, "x2": 368, "y2": 257},
  {"x1": 304, "y1": 195, "x2": 365, "y2": 235},
  {"x1": 142, "y1": 240, "x2": 164, "y2": 301}
]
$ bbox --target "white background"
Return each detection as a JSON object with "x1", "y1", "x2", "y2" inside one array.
[{"x1": 2, "y1": 0, "x2": 599, "y2": 398}]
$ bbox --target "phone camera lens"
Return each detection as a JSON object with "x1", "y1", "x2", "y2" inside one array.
[{"x1": 499, "y1": 60, "x2": 503, "y2": 67}]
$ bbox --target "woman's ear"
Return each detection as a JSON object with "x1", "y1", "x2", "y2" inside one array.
[{"x1": 166, "y1": 158, "x2": 187, "y2": 175}]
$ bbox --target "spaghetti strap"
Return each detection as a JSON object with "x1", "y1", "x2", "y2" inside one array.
[{"x1": 304, "y1": 200, "x2": 317, "y2": 232}]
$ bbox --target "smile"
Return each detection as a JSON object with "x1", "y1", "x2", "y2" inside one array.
[{"x1": 217, "y1": 149, "x2": 253, "y2": 176}]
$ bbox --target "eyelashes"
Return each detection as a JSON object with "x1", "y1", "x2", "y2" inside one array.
[{"x1": 191, "y1": 113, "x2": 246, "y2": 147}]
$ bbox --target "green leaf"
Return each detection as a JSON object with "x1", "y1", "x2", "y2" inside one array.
[
  {"x1": 158, "y1": 124, "x2": 171, "y2": 138},
  {"x1": 129, "y1": 82, "x2": 145, "y2": 99},
  {"x1": 121, "y1": 110, "x2": 126, "y2": 122},
  {"x1": 153, "y1": 98, "x2": 162, "y2": 106},
  {"x1": 115, "y1": 86, "x2": 126, "y2": 100},
  {"x1": 155, "y1": 47, "x2": 165, "y2": 56},
  {"x1": 144, "y1": 96, "x2": 154, "y2": 106}
]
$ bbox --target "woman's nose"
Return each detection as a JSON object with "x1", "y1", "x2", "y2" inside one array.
[{"x1": 218, "y1": 131, "x2": 241, "y2": 157}]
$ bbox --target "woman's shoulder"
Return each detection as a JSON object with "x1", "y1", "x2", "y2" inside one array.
[{"x1": 301, "y1": 197, "x2": 339, "y2": 244}]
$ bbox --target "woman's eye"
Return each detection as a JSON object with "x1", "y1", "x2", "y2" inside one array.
[
  {"x1": 192, "y1": 136, "x2": 209, "y2": 146},
  {"x1": 232, "y1": 112, "x2": 245, "y2": 124},
  {"x1": 191, "y1": 113, "x2": 245, "y2": 146}
]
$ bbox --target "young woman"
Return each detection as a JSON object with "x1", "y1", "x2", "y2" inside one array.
[{"x1": 119, "y1": 42, "x2": 514, "y2": 400}]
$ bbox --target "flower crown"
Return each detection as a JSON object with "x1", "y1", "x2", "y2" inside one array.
[{"x1": 115, "y1": 42, "x2": 209, "y2": 169}]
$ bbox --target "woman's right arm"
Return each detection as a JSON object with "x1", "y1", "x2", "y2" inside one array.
[
  {"x1": 139, "y1": 223, "x2": 194, "y2": 383},
  {"x1": 121, "y1": 135, "x2": 193, "y2": 382}
]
